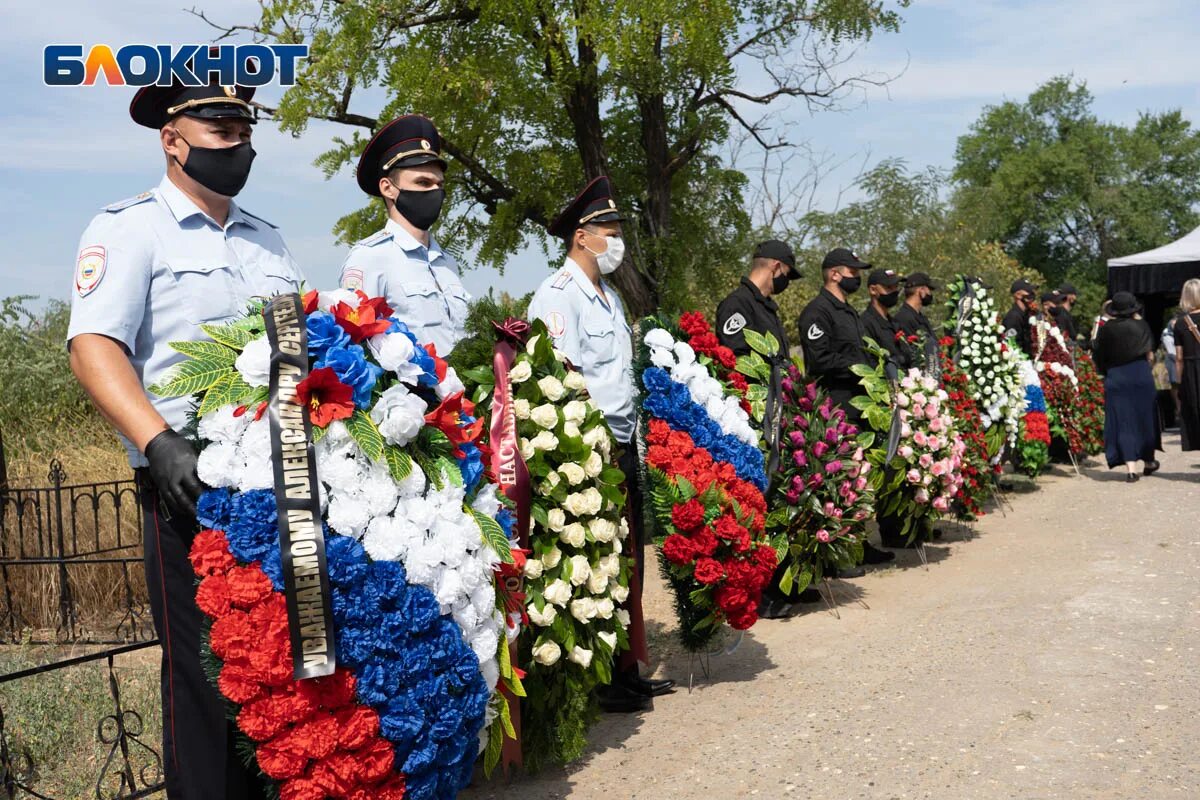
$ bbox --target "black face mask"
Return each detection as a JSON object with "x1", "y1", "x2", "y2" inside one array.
[
  {"x1": 392, "y1": 186, "x2": 446, "y2": 231},
  {"x1": 839, "y1": 274, "x2": 862, "y2": 294},
  {"x1": 771, "y1": 271, "x2": 792, "y2": 294},
  {"x1": 879, "y1": 291, "x2": 900, "y2": 308},
  {"x1": 920, "y1": 292, "x2": 934, "y2": 307},
  {"x1": 175, "y1": 136, "x2": 256, "y2": 197}
]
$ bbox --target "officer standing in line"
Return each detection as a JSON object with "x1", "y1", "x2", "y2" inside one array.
[
  {"x1": 1003, "y1": 278, "x2": 1039, "y2": 355},
  {"x1": 527, "y1": 176, "x2": 675, "y2": 712},
  {"x1": 1055, "y1": 283, "x2": 1081, "y2": 346},
  {"x1": 797, "y1": 248, "x2": 896, "y2": 569},
  {"x1": 861, "y1": 268, "x2": 909, "y2": 367},
  {"x1": 339, "y1": 115, "x2": 471, "y2": 356},
  {"x1": 67, "y1": 79, "x2": 303, "y2": 799},
  {"x1": 714, "y1": 240, "x2": 821, "y2": 616},
  {"x1": 894, "y1": 271, "x2": 940, "y2": 368}
]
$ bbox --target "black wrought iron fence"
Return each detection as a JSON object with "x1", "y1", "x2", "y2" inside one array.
[{"x1": 1, "y1": 444, "x2": 165, "y2": 798}]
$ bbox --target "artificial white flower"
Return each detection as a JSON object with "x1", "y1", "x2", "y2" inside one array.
[
  {"x1": 583, "y1": 451, "x2": 604, "y2": 478},
  {"x1": 594, "y1": 598, "x2": 615, "y2": 619},
  {"x1": 543, "y1": 579, "x2": 572, "y2": 607},
  {"x1": 568, "y1": 645, "x2": 593, "y2": 668},
  {"x1": 569, "y1": 598, "x2": 597, "y2": 622},
  {"x1": 527, "y1": 603, "x2": 557, "y2": 627},
  {"x1": 530, "y1": 403, "x2": 560, "y2": 430},
  {"x1": 588, "y1": 518, "x2": 617, "y2": 543},
  {"x1": 370, "y1": 384, "x2": 427, "y2": 446},
  {"x1": 531, "y1": 431, "x2": 559, "y2": 451},
  {"x1": 197, "y1": 441, "x2": 241, "y2": 488},
  {"x1": 368, "y1": 331, "x2": 423, "y2": 383},
  {"x1": 564, "y1": 370, "x2": 587, "y2": 392},
  {"x1": 559, "y1": 462, "x2": 587, "y2": 486},
  {"x1": 610, "y1": 583, "x2": 630, "y2": 604},
  {"x1": 537, "y1": 375, "x2": 566, "y2": 401},
  {"x1": 435, "y1": 366, "x2": 466, "y2": 400},
  {"x1": 316, "y1": 288, "x2": 359, "y2": 310},
  {"x1": 563, "y1": 400, "x2": 588, "y2": 424},
  {"x1": 643, "y1": 328, "x2": 674, "y2": 349},
  {"x1": 508, "y1": 361, "x2": 533, "y2": 384},
  {"x1": 541, "y1": 547, "x2": 563, "y2": 569},
  {"x1": 567, "y1": 554, "x2": 591, "y2": 586},
  {"x1": 546, "y1": 508, "x2": 567, "y2": 531},
  {"x1": 559, "y1": 523, "x2": 587, "y2": 548},
  {"x1": 532, "y1": 641, "x2": 561, "y2": 666},
  {"x1": 586, "y1": 571, "x2": 608, "y2": 594},
  {"x1": 523, "y1": 558, "x2": 545, "y2": 579},
  {"x1": 649, "y1": 346, "x2": 676, "y2": 369},
  {"x1": 513, "y1": 398, "x2": 532, "y2": 419},
  {"x1": 197, "y1": 404, "x2": 251, "y2": 444}
]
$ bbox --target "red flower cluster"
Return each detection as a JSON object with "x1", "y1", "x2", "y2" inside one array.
[
  {"x1": 1023, "y1": 411, "x2": 1051, "y2": 444},
  {"x1": 645, "y1": 419, "x2": 774, "y2": 630},
  {"x1": 1031, "y1": 325, "x2": 1085, "y2": 454},
  {"x1": 1073, "y1": 353, "x2": 1106, "y2": 455},
  {"x1": 678, "y1": 312, "x2": 738, "y2": 374},
  {"x1": 938, "y1": 339, "x2": 992, "y2": 518},
  {"x1": 189, "y1": 530, "x2": 406, "y2": 800}
]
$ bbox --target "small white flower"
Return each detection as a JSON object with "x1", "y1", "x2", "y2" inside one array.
[
  {"x1": 532, "y1": 641, "x2": 561, "y2": 666},
  {"x1": 530, "y1": 403, "x2": 560, "y2": 430},
  {"x1": 370, "y1": 384, "x2": 427, "y2": 446},
  {"x1": 233, "y1": 336, "x2": 271, "y2": 388},
  {"x1": 543, "y1": 579, "x2": 572, "y2": 607},
  {"x1": 567, "y1": 645, "x2": 593, "y2": 668},
  {"x1": 537, "y1": 375, "x2": 566, "y2": 401},
  {"x1": 508, "y1": 361, "x2": 533, "y2": 384}
]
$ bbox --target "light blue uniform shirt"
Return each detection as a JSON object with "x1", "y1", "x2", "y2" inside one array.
[
  {"x1": 527, "y1": 257, "x2": 636, "y2": 443},
  {"x1": 67, "y1": 175, "x2": 304, "y2": 467},
  {"x1": 338, "y1": 218, "x2": 470, "y2": 356}
]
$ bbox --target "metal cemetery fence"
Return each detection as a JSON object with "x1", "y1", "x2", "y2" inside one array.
[{"x1": 0, "y1": 441, "x2": 165, "y2": 798}]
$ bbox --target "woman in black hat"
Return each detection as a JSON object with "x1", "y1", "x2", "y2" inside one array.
[{"x1": 1093, "y1": 292, "x2": 1160, "y2": 480}]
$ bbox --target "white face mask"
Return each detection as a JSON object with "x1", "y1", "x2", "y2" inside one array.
[{"x1": 584, "y1": 234, "x2": 625, "y2": 275}]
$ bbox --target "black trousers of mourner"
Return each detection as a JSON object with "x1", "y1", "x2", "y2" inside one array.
[
  {"x1": 135, "y1": 470, "x2": 269, "y2": 800},
  {"x1": 615, "y1": 444, "x2": 649, "y2": 676}
]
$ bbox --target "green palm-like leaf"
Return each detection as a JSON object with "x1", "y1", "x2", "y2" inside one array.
[
  {"x1": 199, "y1": 322, "x2": 253, "y2": 350},
  {"x1": 346, "y1": 411, "x2": 384, "y2": 461},
  {"x1": 169, "y1": 339, "x2": 238, "y2": 364},
  {"x1": 148, "y1": 358, "x2": 234, "y2": 398},
  {"x1": 384, "y1": 446, "x2": 413, "y2": 482},
  {"x1": 473, "y1": 507, "x2": 513, "y2": 563}
]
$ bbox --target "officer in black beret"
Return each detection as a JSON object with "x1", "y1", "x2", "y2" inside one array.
[
  {"x1": 797, "y1": 248, "x2": 895, "y2": 569},
  {"x1": 1003, "y1": 279, "x2": 1039, "y2": 355},
  {"x1": 894, "y1": 271, "x2": 940, "y2": 371},
  {"x1": 862, "y1": 268, "x2": 908, "y2": 367}
]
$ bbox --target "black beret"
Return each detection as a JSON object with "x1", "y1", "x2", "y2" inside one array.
[
  {"x1": 356, "y1": 115, "x2": 448, "y2": 197},
  {"x1": 548, "y1": 176, "x2": 627, "y2": 239}
]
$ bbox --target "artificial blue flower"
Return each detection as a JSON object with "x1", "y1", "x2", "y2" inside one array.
[
  {"x1": 196, "y1": 488, "x2": 233, "y2": 530},
  {"x1": 316, "y1": 343, "x2": 384, "y2": 408},
  {"x1": 324, "y1": 534, "x2": 369, "y2": 590},
  {"x1": 496, "y1": 507, "x2": 516, "y2": 540},
  {"x1": 305, "y1": 311, "x2": 351, "y2": 357},
  {"x1": 457, "y1": 441, "x2": 484, "y2": 494}
]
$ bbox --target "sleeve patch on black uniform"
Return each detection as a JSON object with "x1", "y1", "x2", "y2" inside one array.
[
  {"x1": 722, "y1": 312, "x2": 747, "y2": 336},
  {"x1": 807, "y1": 323, "x2": 825, "y2": 340}
]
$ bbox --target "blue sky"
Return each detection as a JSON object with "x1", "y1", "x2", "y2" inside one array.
[{"x1": 2, "y1": 0, "x2": 1198, "y2": 307}]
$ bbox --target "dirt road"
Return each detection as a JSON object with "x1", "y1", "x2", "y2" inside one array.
[{"x1": 463, "y1": 434, "x2": 1200, "y2": 799}]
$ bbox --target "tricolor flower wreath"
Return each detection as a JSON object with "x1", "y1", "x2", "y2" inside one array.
[
  {"x1": 460, "y1": 320, "x2": 632, "y2": 770},
  {"x1": 1016, "y1": 359, "x2": 1052, "y2": 478},
  {"x1": 770, "y1": 368, "x2": 872, "y2": 589},
  {"x1": 1031, "y1": 315, "x2": 1084, "y2": 455},
  {"x1": 636, "y1": 317, "x2": 774, "y2": 650},
  {"x1": 152, "y1": 289, "x2": 522, "y2": 799},
  {"x1": 947, "y1": 278, "x2": 1024, "y2": 455},
  {"x1": 853, "y1": 355, "x2": 968, "y2": 543}
]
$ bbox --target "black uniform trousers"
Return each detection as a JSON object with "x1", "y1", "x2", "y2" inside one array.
[{"x1": 136, "y1": 469, "x2": 268, "y2": 800}]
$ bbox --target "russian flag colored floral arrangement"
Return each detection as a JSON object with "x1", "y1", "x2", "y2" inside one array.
[
  {"x1": 1016, "y1": 359, "x2": 1052, "y2": 477},
  {"x1": 151, "y1": 289, "x2": 522, "y2": 800},
  {"x1": 636, "y1": 315, "x2": 774, "y2": 651},
  {"x1": 1031, "y1": 315, "x2": 1084, "y2": 455}
]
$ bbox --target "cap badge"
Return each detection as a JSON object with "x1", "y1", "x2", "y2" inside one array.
[
  {"x1": 222, "y1": 85, "x2": 237, "y2": 98},
  {"x1": 421, "y1": 139, "x2": 432, "y2": 152}
]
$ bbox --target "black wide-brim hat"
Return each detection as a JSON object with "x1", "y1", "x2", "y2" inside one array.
[
  {"x1": 356, "y1": 115, "x2": 448, "y2": 197},
  {"x1": 548, "y1": 176, "x2": 627, "y2": 239},
  {"x1": 1108, "y1": 291, "x2": 1141, "y2": 317}
]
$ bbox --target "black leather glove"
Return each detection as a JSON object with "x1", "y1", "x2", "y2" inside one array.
[
  {"x1": 884, "y1": 358, "x2": 900, "y2": 383},
  {"x1": 144, "y1": 429, "x2": 202, "y2": 518}
]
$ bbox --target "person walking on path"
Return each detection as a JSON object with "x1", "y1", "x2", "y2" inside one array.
[
  {"x1": 1171, "y1": 278, "x2": 1200, "y2": 452},
  {"x1": 1093, "y1": 292, "x2": 1160, "y2": 481}
]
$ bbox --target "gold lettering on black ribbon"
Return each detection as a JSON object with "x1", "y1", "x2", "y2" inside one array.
[{"x1": 264, "y1": 294, "x2": 337, "y2": 679}]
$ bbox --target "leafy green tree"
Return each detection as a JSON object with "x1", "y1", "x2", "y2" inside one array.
[
  {"x1": 200, "y1": 0, "x2": 909, "y2": 317},
  {"x1": 953, "y1": 76, "x2": 1200, "y2": 288}
]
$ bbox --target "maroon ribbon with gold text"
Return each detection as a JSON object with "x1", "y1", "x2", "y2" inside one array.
[{"x1": 489, "y1": 317, "x2": 532, "y2": 772}]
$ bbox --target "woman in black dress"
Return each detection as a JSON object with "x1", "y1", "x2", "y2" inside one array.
[
  {"x1": 1173, "y1": 278, "x2": 1200, "y2": 452},
  {"x1": 1093, "y1": 292, "x2": 1159, "y2": 481}
]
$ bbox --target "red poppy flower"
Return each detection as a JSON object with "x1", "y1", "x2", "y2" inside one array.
[{"x1": 295, "y1": 367, "x2": 355, "y2": 428}]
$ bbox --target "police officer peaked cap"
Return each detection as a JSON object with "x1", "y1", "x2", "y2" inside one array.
[
  {"x1": 868, "y1": 268, "x2": 903, "y2": 287},
  {"x1": 356, "y1": 115, "x2": 448, "y2": 197},
  {"x1": 753, "y1": 239, "x2": 800, "y2": 278},
  {"x1": 904, "y1": 271, "x2": 939, "y2": 290},
  {"x1": 129, "y1": 48, "x2": 257, "y2": 129},
  {"x1": 821, "y1": 247, "x2": 870, "y2": 270},
  {"x1": 549, "y1": 176, "x2": 627, "y2": 239}
]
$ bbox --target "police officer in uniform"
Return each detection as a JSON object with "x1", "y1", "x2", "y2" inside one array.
[
  {"x1": 339, "y1": 115, "x2": 470, "y2": 355},
  {"x1": 715, "y1": 240, "x2": 819, "y2": 615},
  {"x1": 528, "y1": 176, "x2": 674, "y2": 711},
  {"x1": 1054, "y1": 283, "x2": 1081, "y2": 345},
  {"x1": 1003, "y1": 279, "x2": 1038, "y2": 355},
  {"x1": 862, "y1": 268, "x2": 908, "y2": 366},
  {"x1": 67, "y1": 79, "x2": 303, "y2": 799},
  {"x1": 797, "y1": 248, "x2": 895, "y2": 568}
]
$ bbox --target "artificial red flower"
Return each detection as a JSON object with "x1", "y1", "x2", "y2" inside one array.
[
  {"x1": 295, "y1": 367, "x2": 355, "y2": 428},
  {"x1": 425, "y1": 391, "x2": 483, "y2": 457},
  {"x1": 662, "y1": 534, "x2": 695, "y2": 565},
  {"x1": 302, "y1": 289, "x2": 319, "y2": 314},
  {"x1": 331, "y1": 291, "x2": 394, "y2": 342},
  {"x1": 225, "y1": 564, "x2": 275, "y2": 609},
  {"x1": 194, "y1": 574, "x2": 232, "y2": 618},
  {"x1": 335, "y1": 706, "x2": 380, "y2": 751},
  {"x1": 693, "y1": 557, "x2": 724, "y2": 585},
  {"x1": 423, "y1": 343, "x2": 449, "y2": 383},
  {"x1": 189, "y1": 529, "x2": 236, "y2": 577},
  {"x1": 671, "y1": 499, "x2": 706, "y2": 532},
  {"x1": 257, "y1": 742, "x2": 309, "y2": 781}
]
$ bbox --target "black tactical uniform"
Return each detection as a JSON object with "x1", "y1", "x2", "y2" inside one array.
[
  {"x1": 716, "y1": 277, "x2": 790, "y2": 358},
  {"x1": 798, "y1": 287, "x2": 869, "y2": 418}
]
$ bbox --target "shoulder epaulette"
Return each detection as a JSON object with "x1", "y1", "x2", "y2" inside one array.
[
  {"x1": 355, "y1": 230, "x2": 393, "y2": 247},
  {"x1": 240, "y1": 208, "x2": 279, "y2": 229},
  {"x1": 550, "y1": 269, "x2": 572, "y2": 290},
  {"x1": 102, "y1": 191, "x2": 155, "y2": 213}
]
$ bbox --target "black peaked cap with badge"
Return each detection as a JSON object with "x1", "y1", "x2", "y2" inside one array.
[
  {"x1": 548, "y1": 176, "x2": 627, "y2": 239},
  {"x1": 754, "y1": 240, "x2": 800, "y2": 279},
  {"x1": 868, "y1": 268, "x2": 903, "y2": 288},
  {"x1": 904, "y1": 271, "x2": 939, "y2": 290},
  {"x1": 822, "y1": 247, "x2": 870, "y2": 270},
  {"x1": 130, "y1": 48, "x2": 257, "y2": 129},
  {"x1": 356, "y1": 115, "x2": 448, "y2": 197},
  {"x1": 1011, "y1": 278, "x2": 1038, "y2": 296}
]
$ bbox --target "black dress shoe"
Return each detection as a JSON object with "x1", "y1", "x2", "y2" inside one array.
[
  {"x1": 622, "y1": 674, "x2": 676, "y2": 697},
  {"x1": 879, "y1": 533, "x2": 918, "y2": 550},
  {"x1": 1144, "y1": 460, "x2": 1160, "y2": 476},
  {"x1": 757, "y1": 598, "x2": 796, "y2": 619},
  {"x1": 598, "y1": 684, "x2": 652, "y2": 713},
  {"x1": 795, "y1": 586, "x2": 822, "y2": 603},
  {"x1": 862, "y1": 541, "x2": 896, "y2": 564},
  {"x1": 1126, "y1": 473, "x2": 1140, "y2": 483},
  {"x1": 835, "y1": 564, "x2": 866, "y2": 579}
]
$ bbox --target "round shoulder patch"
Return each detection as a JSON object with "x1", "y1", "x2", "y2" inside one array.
[
  {"x1": 75, "y1": 245, "x2": 107, "y2": 297},
  {"x1": 722, "y1": 312, "x2": 747, "y2": 336},
  {"x1": 546, "y1": 311, "x2": 566, "y2": 337},
  {"x1": 342, "y1": 268, "x2": 364, "y2": 291}
]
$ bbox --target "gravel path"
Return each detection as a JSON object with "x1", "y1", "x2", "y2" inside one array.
[{"x1": 463, "y1": 433, "x2": 1200, "y2": 799}]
